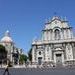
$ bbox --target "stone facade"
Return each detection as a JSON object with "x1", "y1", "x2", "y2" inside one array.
[{"x1": 32, "y1": 16, "x2": 75, "y2": 67}]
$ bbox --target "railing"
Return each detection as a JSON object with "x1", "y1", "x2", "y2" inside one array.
[{"x1": 32, "y1": 38, "x2": 75, "y2": 45}]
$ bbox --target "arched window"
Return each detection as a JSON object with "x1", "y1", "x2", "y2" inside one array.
[
  {"x1": 39, "y1": 51, "x2": 41, "y2": 55},
  {"x1": 54, "y1": 29, "x2": 60, "y2": 40}
]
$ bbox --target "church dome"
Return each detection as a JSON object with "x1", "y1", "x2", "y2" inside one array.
[{"x1": 1, "y1": 30, "x2": 13, "y2": 43}]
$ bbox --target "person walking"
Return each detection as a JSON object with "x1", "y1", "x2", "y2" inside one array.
[{"x1": 3, "y1": 65, "x2": 10, "y2": 75}]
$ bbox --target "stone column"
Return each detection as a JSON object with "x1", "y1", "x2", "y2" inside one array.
[
  {"x1": 49, "y1": 46, "x2": 52, "y2": 61},
  {"x1": 68, "y1": 29, "x2": 71, "y2": 39},
  {"x1": 64, "y1": 29, "x2": 67, "y2": 39},
  {"x1": 70, "y1": 29, "x2": 73, "y2": 38},
  {"x1": 43, "y1": 31, "x2": 46, "y2": 40},
  {"x1": 54, "y1": 52, "x2": 56, "y2": 64},
  {"x1": 46, "y1": 31, "x2": 48, "y2": 40},
  {"x1": 32, "y1": 46, "x2": 36, "y2": 63},
  {"x1": 60, "y1": 31, "x2": 63, "y2": 39},
  {"x1": 47, "y1": 31, "x2": 49, "y2": 40},
  {"x1": 62, "y1": 52, "x2": 64, "y2": 65},
  {"x1": 69, "y1": 44, "x2": 73, "y2": 59},
  {"x1": 45, "y1": 46, "x2": 48, "y2": 61},
  {"x1": 66, "y1": 44, "x2": 69, "y2": 60},
  {"x1": 42, "y1": 31, "x2": 44, "y2": 41},
  {"x1": 48, "y1": 30, "x2": 51, "y2": 40},
  {"x1": 66, "y1": 44, "x2": 73, "y2": 60},
  {"x1": 52, "y1": 31, "x2": 54, "y2": 40}
]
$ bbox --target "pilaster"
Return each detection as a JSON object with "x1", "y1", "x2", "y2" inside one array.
[{"x1": 32, "y1": 46, "x2": 36, "y2": 63}]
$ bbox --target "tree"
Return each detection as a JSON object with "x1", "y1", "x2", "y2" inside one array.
[
  {"x1": 19, "y1": 54, "x2": 28, "y2": 64},
  {"x1": 0, "y1": 44, "x2": 7, "y2": 64},
  {"x1": 28, "y1": 48, "x2": 32, "y2": 62}
]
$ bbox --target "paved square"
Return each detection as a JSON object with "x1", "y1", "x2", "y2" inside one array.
[{"x1": 0, "y1": 68, "x2": 75, "y2": 75}]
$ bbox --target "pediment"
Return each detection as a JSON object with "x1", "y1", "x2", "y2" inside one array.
[{"x1": 44, "y1": 16, "x2": 69, "y2": 30}]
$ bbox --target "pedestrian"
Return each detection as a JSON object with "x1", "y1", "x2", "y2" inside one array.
[{"x1": 3, "y1": 65, "x2": 10, "y2": 75}]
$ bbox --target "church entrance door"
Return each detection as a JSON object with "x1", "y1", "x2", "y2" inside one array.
[
  {"x1": 38, "y1": 57, "x2": 42, "y2": 65},
  {"x1": 56, "y1": 54, "x2": 62, "y2": 66}
]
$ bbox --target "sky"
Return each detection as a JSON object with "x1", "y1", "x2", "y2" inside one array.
[{"x1": 0, "y1": 0, "x2": 75, "y2": 53}]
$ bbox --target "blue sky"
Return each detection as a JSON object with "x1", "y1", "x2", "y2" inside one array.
[{"x1": 0, "y1": 0, "x2": 75, "y2": 53}]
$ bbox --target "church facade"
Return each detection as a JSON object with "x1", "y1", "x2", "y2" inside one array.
[
  {"x1": 0, "y1": 30, "x2": 22, "y2": 65},
  {"x1": 32, "y1": 16, "x2": 75, "y2": 67}
]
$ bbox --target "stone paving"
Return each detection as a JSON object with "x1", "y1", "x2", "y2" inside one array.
[{"x1": 0, "y1": 67, "x2": 75, "y2": 75}]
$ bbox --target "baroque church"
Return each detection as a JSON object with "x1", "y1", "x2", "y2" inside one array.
[
  {"x1": 0, "y1": 30, "x2": 22, "y2": 65},
  {"x1": 32, "y1": 16, "x2": 75, "y2": 67}
]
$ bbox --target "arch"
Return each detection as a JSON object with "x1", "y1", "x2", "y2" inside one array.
[
  {"x1": 53, "y1": 26, "x2": 61, "y2": 31},
  {"x1": 54, "y1": 29, "x2": 60, "y2": 40}
]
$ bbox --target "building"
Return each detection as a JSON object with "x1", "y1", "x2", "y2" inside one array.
[
  {"x1": 0, "y1": 30, "x2": 22, "y2": 65},
  {"x1": 32, "y1": 16, "x2": 75, "y2": 67}
]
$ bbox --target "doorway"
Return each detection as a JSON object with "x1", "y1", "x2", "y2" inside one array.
[
  {"x1": 38, "y1": 57, "x2": 42, "y2": 65},
  {"x1": 56, "y1": 54, "x2": 62, "y2": 66}
]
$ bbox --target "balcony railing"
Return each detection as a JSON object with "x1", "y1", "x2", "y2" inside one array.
[{"x1": 32, "y1": 38, "x2": 75, "y2": 45}]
